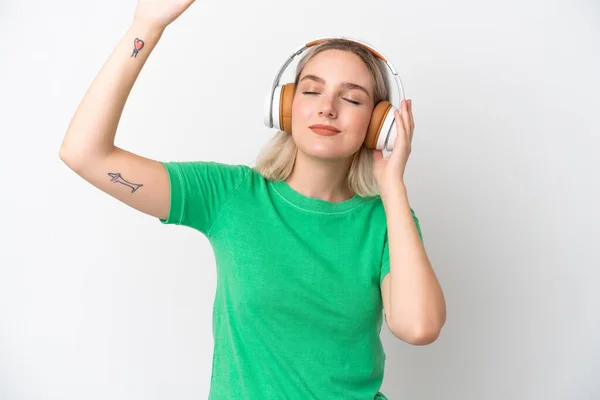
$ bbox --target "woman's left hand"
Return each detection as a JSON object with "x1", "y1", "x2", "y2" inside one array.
[{"x1": 372, "y1": 98, "x2": 414, "y2": 199}]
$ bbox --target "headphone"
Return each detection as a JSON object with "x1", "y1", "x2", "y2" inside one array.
[{"x1": 264, "y1": 36, "x2": 405, "y2": 151}]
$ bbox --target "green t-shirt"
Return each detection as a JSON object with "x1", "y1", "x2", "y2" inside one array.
[{"x1": 158, "y1": 161, "x2": 423, "y2": 399}]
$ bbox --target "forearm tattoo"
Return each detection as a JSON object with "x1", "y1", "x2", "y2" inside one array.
[
  {"x1": 131, "y1": 38, "x2": 144, "y2": 58},
  {"x1": 108, "y1": 173, "x2": 143, "y2": 193}
]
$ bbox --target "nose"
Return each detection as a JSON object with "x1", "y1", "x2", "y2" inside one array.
[{"x1": 318, "y1": 95, "x2": 337, "y2": 118}]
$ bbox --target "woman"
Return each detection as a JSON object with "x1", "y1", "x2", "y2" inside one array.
[{"x1": 59, "y1": 0, "x2": 446, "y2": 398}]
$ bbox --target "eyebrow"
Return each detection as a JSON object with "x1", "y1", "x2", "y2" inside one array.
[{"x1": 299, "y1": 74, "x2": 371, "y2": 98}]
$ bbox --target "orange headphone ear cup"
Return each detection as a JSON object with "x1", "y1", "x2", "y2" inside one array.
[
  {"x1": 279, "y1": 83, "x2": 295, "y2": 133},
  {"x1": 364, "y1": 101, "x2": 393, "y2": 149}
]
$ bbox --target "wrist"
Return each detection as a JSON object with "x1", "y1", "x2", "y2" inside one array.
[
  {"x1": 130, "y1": 18, "x2": 166, "y2": 38},
  {"x1": 381, "y1": 184, "x2": 408, "y2": 206}
]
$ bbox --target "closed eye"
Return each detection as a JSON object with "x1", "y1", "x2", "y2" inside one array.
[{"x1": 302, "y1": 91, "x2": 361, "y2": 105}]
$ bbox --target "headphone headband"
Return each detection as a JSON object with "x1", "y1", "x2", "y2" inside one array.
[{"x1": 264, "y1": 36, "x2": 405, "y2": 130}]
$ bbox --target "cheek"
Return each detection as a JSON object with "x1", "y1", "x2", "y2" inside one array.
[
  {"x1": 349, "y1": 111, "x2": 372, "y2": 135},
  {"x1": 291, "y1": 98, "x2": 309, "y2": 120},
  {"x1": 291, "y1": 100, "x2": 311, "y2": 135},
  {"x1": 290, "y1": 100, "x2": 304, "y2": 137}
]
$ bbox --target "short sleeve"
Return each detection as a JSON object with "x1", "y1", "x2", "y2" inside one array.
[
  {"x1": 380, "y1": 207, "x2": 424, "y2": 285},
  {"x1": 158, "y1": 161, "x2": 250, "y2": 235}
]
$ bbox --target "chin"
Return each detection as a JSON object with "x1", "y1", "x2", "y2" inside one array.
[{"x1": 298, "y1": 142, "x2": 359, "y2": 161}]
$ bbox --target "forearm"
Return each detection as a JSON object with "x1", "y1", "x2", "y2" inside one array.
[
  {"x1": 60, "y1": 21, "x2": 164, "y2": 164},
  {"x1": 382, "y1": 186, "x2": 446, "y2": 338}
]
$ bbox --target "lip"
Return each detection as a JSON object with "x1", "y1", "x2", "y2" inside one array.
[{"x1": 309, "y1": 124, "x2": 341, "y2": 136}]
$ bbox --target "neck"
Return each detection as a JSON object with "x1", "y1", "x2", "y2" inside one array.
[{"x1": 285, "y1": 151, "x2": 356, "y2": 203}]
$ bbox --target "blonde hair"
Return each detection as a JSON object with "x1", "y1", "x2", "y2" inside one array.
[{"x1": 253, "y1": 38, "x2": 390, "y2": 197}]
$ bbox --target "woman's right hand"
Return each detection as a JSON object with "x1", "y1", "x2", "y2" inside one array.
[{"x1": 133, "y1": 0, "x2": 197, "y2": 30}]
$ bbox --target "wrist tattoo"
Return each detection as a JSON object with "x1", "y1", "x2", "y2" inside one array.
[{"x1": 131, "y1": 38, "x2": 144, "y2": 58}]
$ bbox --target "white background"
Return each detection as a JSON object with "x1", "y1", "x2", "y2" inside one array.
[{"x1": 1, "y1": 0, "x2": 599, "y2": 399}]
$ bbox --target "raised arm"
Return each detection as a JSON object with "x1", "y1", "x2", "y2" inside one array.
[{"x1": 59, "y1": 1, "x2": 196, "y2": 220}]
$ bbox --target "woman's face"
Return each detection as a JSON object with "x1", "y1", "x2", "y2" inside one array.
[{"x1": 291, "y1": 49, "x2": 375, "y2": 161}]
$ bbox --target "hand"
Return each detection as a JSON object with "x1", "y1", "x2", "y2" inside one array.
[
  {"x1": 133, "y1": 0, "x2": 196, "y2": 30},
  {"x1": 372, "y1": 99, "x2": 414, "y2": 199}
]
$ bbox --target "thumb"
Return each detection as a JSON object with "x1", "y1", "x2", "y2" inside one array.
[{"x1": 372, "y1": 149, "x2": 383, "y2": 162}]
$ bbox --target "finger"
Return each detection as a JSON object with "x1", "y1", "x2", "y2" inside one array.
[
  {"x1": 393, "y1": 109, "x2": 408, "y2": 158},
  {"x1": 401, "y1": 100, "x2": 411, "y2": 140},
  {"x1": 402, "y1": 99, "x2": 413, "y2": 143},
  {"x1": 408, "y1": 100, "x2": 414, "y2": 135},
  {"x1": 394, "y1": 109, "x2": 405, "y2": 137},
  {"x1": 407, "y1": 100, "x2": 414, "y2": 143}
]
